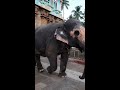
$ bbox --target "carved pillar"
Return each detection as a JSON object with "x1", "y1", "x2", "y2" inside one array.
[{"x1": 41, "y1": 9, "x2": 49, "y2": 25}]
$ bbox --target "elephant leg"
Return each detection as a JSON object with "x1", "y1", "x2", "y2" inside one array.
[
  {"x1": 79, "y1": 67, "x2": 85, "y2": 79},
  {"x1": 46, "y1": 54, "x2": 57, "y2": 74},
  {"x1": 79, "y1": 54, "x2": 85, "y2": 79},
  {"x1": 35, "y1": 54, "x2": 44, "y2": 72},
  {"x1": 58, "y1": 52, "x2": 68, "y2": 77}
]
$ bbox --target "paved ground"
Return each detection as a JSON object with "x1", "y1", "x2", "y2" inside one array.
[{"x1": 35, "y1": 56, "x2": 85, "y2": 90}]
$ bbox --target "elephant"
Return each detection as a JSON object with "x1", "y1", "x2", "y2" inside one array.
[
  {"x1": 73, "y1": 27, "x2": 85, "y2": 79},
  {"x1": 69, "y1": 30, "x2": 85, "y2": 79},
  {"x1": 35, "y1": 19, "x2": 85, "y2": 77}
]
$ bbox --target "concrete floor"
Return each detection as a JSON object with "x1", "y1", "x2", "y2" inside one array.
[{"x1": 35, "y1": 56, "x2": 85, "y2": 90}]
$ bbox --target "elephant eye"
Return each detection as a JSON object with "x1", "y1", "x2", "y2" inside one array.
[{"x1": 74, "y1": 31, "x2": 80, "y2": 36}]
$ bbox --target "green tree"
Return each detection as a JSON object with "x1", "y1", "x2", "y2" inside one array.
[
  {"x1": 72, "y1": 5, "x2": 83, "y2": 20},
  {"x1": 61, "y1": 0, "x2": 69, "y2": 19},
  {"x1": 69, "y1": 14, "x2": 74, "y2": 19},
  {"x1": 81, "y1": 10, "x2": 85, "y2": 26}
]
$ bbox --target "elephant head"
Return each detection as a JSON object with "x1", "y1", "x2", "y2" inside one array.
[
  {"x1": 64, "y1": 19, "x2": 85, "y2": 44},
  {"x1": 55, "y1": 19, "x2": 85, "y2": 51},
  {"x1": 55, "y1": 19, "x2": 85, "y2": 79}
]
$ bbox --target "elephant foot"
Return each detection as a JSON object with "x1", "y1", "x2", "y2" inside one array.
[
  {"x1": 58, "y1": 72, "x2": 67, "y2": 77},
  {"x1": 38, "y1": 68, "x2": 44, "y2": 73},
  {"x1": 79, "y1": 75, "x2": 85, "y2": 79},
  {"x1": 46, "y1": 66, "x2": 53, "y2": 74}
]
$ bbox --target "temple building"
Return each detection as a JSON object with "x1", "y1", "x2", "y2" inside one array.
[{"x1": 35, "y1": 0, "x2": 64, "y2": 28}]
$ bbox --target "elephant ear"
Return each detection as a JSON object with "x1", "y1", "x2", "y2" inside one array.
[{"x1": 54, "y1": 28, "x2": 69, "y2": 44}]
